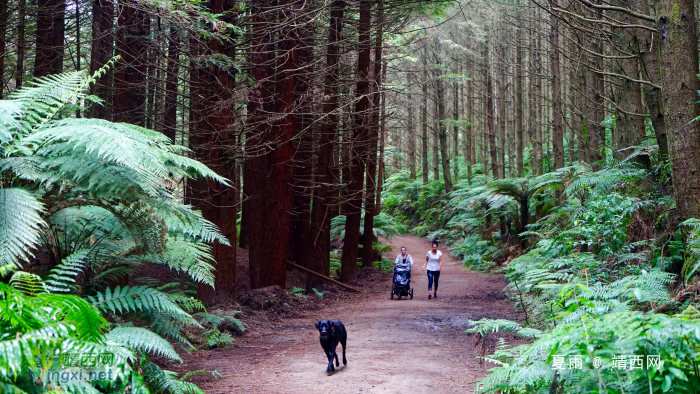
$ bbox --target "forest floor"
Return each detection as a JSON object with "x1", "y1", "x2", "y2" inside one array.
[{"x1": 172, "y1": 235, "x2": 526, "y2": 393}]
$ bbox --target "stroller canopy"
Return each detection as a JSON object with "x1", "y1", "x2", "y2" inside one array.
[{"x1": 393, "y1": 263, "x2": 411, "y2": 286}]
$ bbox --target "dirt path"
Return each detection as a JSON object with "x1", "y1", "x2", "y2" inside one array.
[{"x1": 179, "y1": 235, "x2": 522, "y2": 393}]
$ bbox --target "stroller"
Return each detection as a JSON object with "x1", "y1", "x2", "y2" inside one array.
[{"x1": 391, "y1": 263, "x2": 413, "y2": 300}]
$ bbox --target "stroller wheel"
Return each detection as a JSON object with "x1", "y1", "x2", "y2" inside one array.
[
  {"x1": 398, "y1": 294, "x2": 402, "y2": 300},
  {"x1": 391, "y1": 291, "x2": 394, "y2": 299},
  {"x1": 410, "y1": 289, "x2": 413, "y2": 300}
]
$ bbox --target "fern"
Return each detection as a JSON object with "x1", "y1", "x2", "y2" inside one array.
[
  {"x1": 142, "y1": 362, "x2": 207, "y2": 394},
  {"x1": 0, "y1": 188, "x2": 45, "y2": 272},
  {"x1": 106, "y1": 327, "x2": 181, "y2": 361},
  {"x1": 89, "y1": 286, "x2": 197, "y2": 324},
  {"x1": 10, "y1": 271, "x2": 48, "y2": 296}
]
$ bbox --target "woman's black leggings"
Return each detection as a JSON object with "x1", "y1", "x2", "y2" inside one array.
[{"x1": 427, "y1": 270, "x2": 440, "y2": 292}]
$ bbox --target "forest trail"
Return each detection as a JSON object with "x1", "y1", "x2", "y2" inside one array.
[{"x1": 181, "y1": 236, "x2": 522, "y2": 393}]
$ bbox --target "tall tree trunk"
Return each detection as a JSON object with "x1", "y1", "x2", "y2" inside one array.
[
  {"x1": 432, "y1": 91, "x2": 439, "y2": 181},
  {"x1": 533, "y1": 16, "x2": 543, "y2": 176},
  {"x1": 434, "y1": 38, "x2": 453, "y2": 192},
  {"x1": 497, "y1": 39, "x2": 506, "y2": 178},
  {"x1": 309, "y1": 1, "x2": 344, "y2": 284},
  {"x1": 635, "y1": 0, "x2": 669, "y2": 159},
  {"x1": 340, "y1": 0, "x2": 372, "y2": 282},
  {"x1": 407, "y1": 92, "x2": 416, "y2": 179},
  {"x1": 35, "y1": 0, "x2": 65, "y2": 77},
  {"x1": 245, "y1": 0, "x2": 280, "y2": 287},
  {"x1": 421, "y1": 62, "x2": 429, "y2": 184},
  {"x1": 290, "y1": 0, "x2": 316, "y2": 278},
  {"x1": 655, "y1": 0, "x2": 700, "y2": 219},
  {"x1": 485, "y1": 43, "x2": 499, "y2": 179},
  {"x1": 15, "y1": 0, "x2": 26, "y2": 89},
  {"x1": 162, "y1": 24, "x2": 179, "y2": 142},
  {"x1": 550, "y1": 4, "x2": 564, "y2": 171},
  {"x1": 466, "y1": 57, "x2": 474, "y2": 182},
  {"x1": 188, "y1": 0, "x2": 239, "y2": 305},
  {"x1": 361, "y1": 0, "x2": 383, "y2": 269},
  {"x1": 113, "y1": 0, "x2": 148, "y2": 125},
  {"x1": 452, "y1": 68, "x2": 460, "y2": 181},
  {"x1": 515, "y1": 23, "x2": 524, "y2": 176},
  {"x1": 376, "y1": 59, "x2": 387, "y2": 214},
  {"x1": 611, "y1": 4, "x2": 645, "y2": 161},
  {"x1": 88, "y1": 0, "x2": 114, "y2": 120},
  {"x1": 0, "y1": 0, "x2": 7, "y2": 98}
]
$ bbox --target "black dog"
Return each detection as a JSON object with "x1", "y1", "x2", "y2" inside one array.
[{"x1": 315, "y1": 319, "x2": 347, "y2": 373}]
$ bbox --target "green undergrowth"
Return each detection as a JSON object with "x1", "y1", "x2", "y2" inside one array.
[{"x1": 382, "y1": 151, "x2": 700, "y2": 393}]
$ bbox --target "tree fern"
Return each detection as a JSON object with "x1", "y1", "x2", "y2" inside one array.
[
  {"x1": 44, "y1": 249, "x2": 91, "y2": 293},
  {"x1": 0, "y1": 188, "x2": 45, "y2": 272},
  {"x1": 142, "y1": 362, "x2": 206, "y2": 394},
  {"x1": 10, "y1": 271, "x2": 48, "y2": 296},
  {"x1": 89, "y1": 286, "x2": 197, "y2": 325},
  {"x1": 106, "y1": 327, "x2": 181, "y2": 361}
]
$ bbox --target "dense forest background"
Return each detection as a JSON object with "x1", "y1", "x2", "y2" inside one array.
[{"x1": 3, "y1": 0, "x2": 700, "y2": 391}]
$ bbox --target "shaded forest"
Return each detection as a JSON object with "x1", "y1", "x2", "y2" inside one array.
[{"x1": 3, "y1": 0, "x2": 700, "y2": 391}]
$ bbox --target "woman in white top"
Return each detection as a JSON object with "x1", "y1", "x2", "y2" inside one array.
[
  {"x1": 421, "y1": 241, "x2": 443, "y2": 299},
  {"x1": 394, "y1": 246, "x2": 413, "y2": 267}
]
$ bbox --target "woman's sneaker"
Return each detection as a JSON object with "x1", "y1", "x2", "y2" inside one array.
[
  {"x1": 428, "y1": 293, "x2": 432, "y2": 299},
  {"x1": 434, "y1": 294, "x2": 438, "y2": 299}
]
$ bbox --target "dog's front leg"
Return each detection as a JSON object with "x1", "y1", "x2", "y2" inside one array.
[
  {"x1": 334, "y1": 348, "x2": 340, "y2": 367},
  {"x1": 329, "y1": 349, "x2": 337, "y2": 371},
  {"x1": 325, "y1": 349, "x2": 334, "y2": 372}
]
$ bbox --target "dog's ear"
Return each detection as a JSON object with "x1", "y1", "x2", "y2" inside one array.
[
  {"x1": 329, "y1": 321, "x2": 335, "y2": 329},
  {"x1": 315, "y1": 321, "x2": 320, "y2": 329}
]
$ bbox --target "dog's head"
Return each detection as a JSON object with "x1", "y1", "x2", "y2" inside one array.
[{"x1": 315, "y1": 320, "x2": 335, "y2": 340}]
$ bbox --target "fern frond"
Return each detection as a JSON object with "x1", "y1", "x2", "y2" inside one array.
[
  {"x1": 141, "y1": 238, "x2": 216, "y2": 287},
  {"x1": 88, "y1": 286, "x2": 197, "y2": 325},
  {"x1": 106, "y1": 327, "x2": 181, "y2": 361},
  {"x1": 0, "y1": 188, "x2": 45, "y2": 271},
  {"x1": 0, "y1": 100, "x2": 22, "y2": 143},
  {"x1": 142, "y1": 362, "x2": 206, "y2": 394},
  {"x1": 9, "y1": 271, "x2": 48, "y2": 296},
  {"x1": 37, "y1": 293, "x2": 108, "y2": 342},
  {"x1": 44, "y1": 249, "x2": 91, "y2": 294},
  {"x1": 9, "y1": 71, "x2": 88, "y2": 133}
]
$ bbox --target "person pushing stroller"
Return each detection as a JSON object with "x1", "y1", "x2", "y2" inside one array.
[
  {"x1": 394, "y1": 246, "x2": 413, "y2": 268},
  {"x1": 391, "y1": 246, "x2": 414, "y2": 300}
]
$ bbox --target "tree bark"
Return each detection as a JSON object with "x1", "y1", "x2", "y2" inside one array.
[
  {"x1": 188, "y1": 0, "x2": 239, "y2": 305},
  {"x1": 550, "y1": 4, "x2": 565, "y2": 171},
  {"x1": 15, "y1": 0, "x2": 26, "y2": 89},
  {"x1": 245, "y1": 0, "x2": 283, "y2": 288},
  {"x1": 485, "y1": 43, "x2": 499, "y2": 179},
  {"x1": 375, "y1": 59, "x2": 387, "y2": 214},
  {"x1": 635, "y1": 0, "x2": 668, "y2": 158},
  {"x1": 35, "y1": 0, "x2": 65, "y2": 77},
  {"x1": 434, "y1": 38, "x2": 453, "y2": 192},
  {"x1": 421, "y1": 61, "x2": 429, "y2": 184},
  {"x1": 407, "y1": 89, "x2": 416, "y2": 179},
  {"x1": 466, "y1": 57, "x2": 474, "y2": 182},
  {"x1": 533, "y1": 15, "x2": 543, "y2": 176},
  {"x1": 361, "y1": 0, "x2": 383, "y2": 269},
  {"x1": 340, "y1": 0, "x2": 372, "y2": 282},
  {"x1": 88, "y1": 0, "x2": 114, "y2": 120},
  {"x1": 112, "y1": 0, "x2": 149, "y2": 125},
  {"x1": 308, "y1": 0, "x2": 345, "y2": 286},
  {"x1": 497, "y1": 40, "x2": 506, "y2": 178},
  {"x1": 515, "y1": 22, "x2": 524, "y2": 176},
  {"x1": 655, "y1": 0, "x2": 700, "y2": 219},
  {"x1": 0, "y1": 0, "x2": 7, "y2": 98},
  {"x1": 453, "y1": 68, "x2": 460, "y2": 181},
  {"x1": 162, "y1": 24, "x2": 179, "y2": 142}
]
